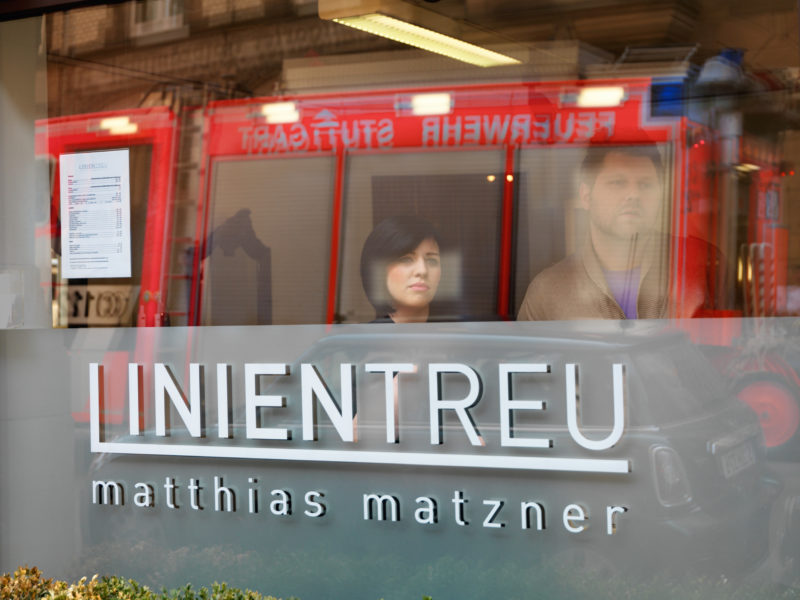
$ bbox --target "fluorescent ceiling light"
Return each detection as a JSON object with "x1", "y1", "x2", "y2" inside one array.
[
  {"x1": 411, "y1": 92, "x2": 451, "y2": 116},
  {"x1": 99, "y1": 116, "x2": 138, "y2": 135},
  {"x1": 261, "y1": 101, "x2": 300, "y2": 124},
  {"x1": 332, "y1": 14, "x2": 520, "y2": 68},
  {"x1": 576, "y1": 86, "x2": 626, "y2": 108}
]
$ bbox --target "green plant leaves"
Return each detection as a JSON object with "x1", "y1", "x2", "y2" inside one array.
[{"x1": 0, "y1": 568, "x2": 288, "y2": 600}]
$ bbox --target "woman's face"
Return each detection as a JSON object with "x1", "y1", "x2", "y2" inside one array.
[{"x1": 385, "y1": 238, "x2": 441, "y2": 311}]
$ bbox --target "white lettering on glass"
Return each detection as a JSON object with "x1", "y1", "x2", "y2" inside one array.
[
  {"x1": 89, "y1": 362, "x2": 631, "y2": 474},
  {"x1": 428, "y1": 363, "x2": 482, "y2": 446},
  {"x1": 498, "y1": 363, "x2": 551, "y2": 448},
  {"x1": 245, "y1": 363, "x2": 290, "y2": 440},
  {"x1": 565, "y1": 363, "x2": 626, "y2": 451}
]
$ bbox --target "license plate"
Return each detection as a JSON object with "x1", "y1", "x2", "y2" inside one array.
[{"x1": 721, "y1": 442, "x2": 755, "y2": 478}]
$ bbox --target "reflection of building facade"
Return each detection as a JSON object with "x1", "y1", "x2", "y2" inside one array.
[
  {"x1": 45, "y1": 0, "x2": 385, "y2": 116},
  {"x1": 43, "y1": 1, "x2": 800, "y2": 114}
]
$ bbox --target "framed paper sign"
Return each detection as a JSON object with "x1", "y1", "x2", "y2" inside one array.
[{"x1": 59, "y1": 149, "x2": 132, "y2": 279}]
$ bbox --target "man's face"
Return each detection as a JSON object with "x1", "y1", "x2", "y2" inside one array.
[{"x1": 580, "y1": 151, "x2": 662, "y2": 241}]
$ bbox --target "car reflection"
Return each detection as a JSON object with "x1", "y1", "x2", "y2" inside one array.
[{"x1": 85, "y1": 322, "x2": 782, "y2": 589}]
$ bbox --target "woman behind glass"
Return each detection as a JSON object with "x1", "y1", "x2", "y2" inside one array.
[{"x1": 360, "y1": 216, "x2": 442, "y2": 323}]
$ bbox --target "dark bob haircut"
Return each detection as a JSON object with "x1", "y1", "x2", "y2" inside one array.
[
  {"x1": 360, "y1": 215, "x2": 442, "y2": 317},
  {"x1": 580, "y1": 145, "x2": 663, "y2": 187}
]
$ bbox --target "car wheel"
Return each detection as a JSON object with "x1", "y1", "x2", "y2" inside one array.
[{"x1": 734, "y1": 374, "x2": 800, "y2": 460}]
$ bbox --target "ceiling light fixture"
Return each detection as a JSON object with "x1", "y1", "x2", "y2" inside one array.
[{"x1": 332, "y1": 13, "x2": 520, "y2": 68}]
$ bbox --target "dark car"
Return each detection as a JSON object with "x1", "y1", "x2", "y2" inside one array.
[{"x1": 85, "y1": 321, "x2": 779, "y2": 596}]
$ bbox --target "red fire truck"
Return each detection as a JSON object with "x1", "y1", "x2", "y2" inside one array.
[{"x1": 37, "y1": 76, "x2": 798, "y2": 453}]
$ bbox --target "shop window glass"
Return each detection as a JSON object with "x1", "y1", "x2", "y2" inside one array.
[
  {"x1": 201, "y1": 156, "x2": 335, "y2": 325},
  {"x1": 337, "y1": 150, "x2": 505, "y2": 323},
  {"x1": 55, "y1": 145, "x2": 152, "y2": 327},
  {"x1": 513, "y1": 144, "x2": 675, "y2": 320}
]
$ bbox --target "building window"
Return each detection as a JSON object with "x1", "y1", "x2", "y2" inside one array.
[{"x1": 130, "y1": 0, "x2": 186, "y2": 40}]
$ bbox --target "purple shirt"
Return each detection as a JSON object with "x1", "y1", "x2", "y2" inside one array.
[{"x1": 602, "y1": 267, "x2": 641, "y2": 319}]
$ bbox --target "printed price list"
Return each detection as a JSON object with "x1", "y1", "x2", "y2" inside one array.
[{"x1": 60, "y1": 150, "x2": 132, "y2": 278}]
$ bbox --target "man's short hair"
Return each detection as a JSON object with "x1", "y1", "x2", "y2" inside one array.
[{"x1": 580, "y1": 145, "x2": 663, "y2": 187}]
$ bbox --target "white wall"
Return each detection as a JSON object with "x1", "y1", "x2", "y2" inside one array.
[{"x1": 0, "y1": 16, "x2": 50, "y2": 329}]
